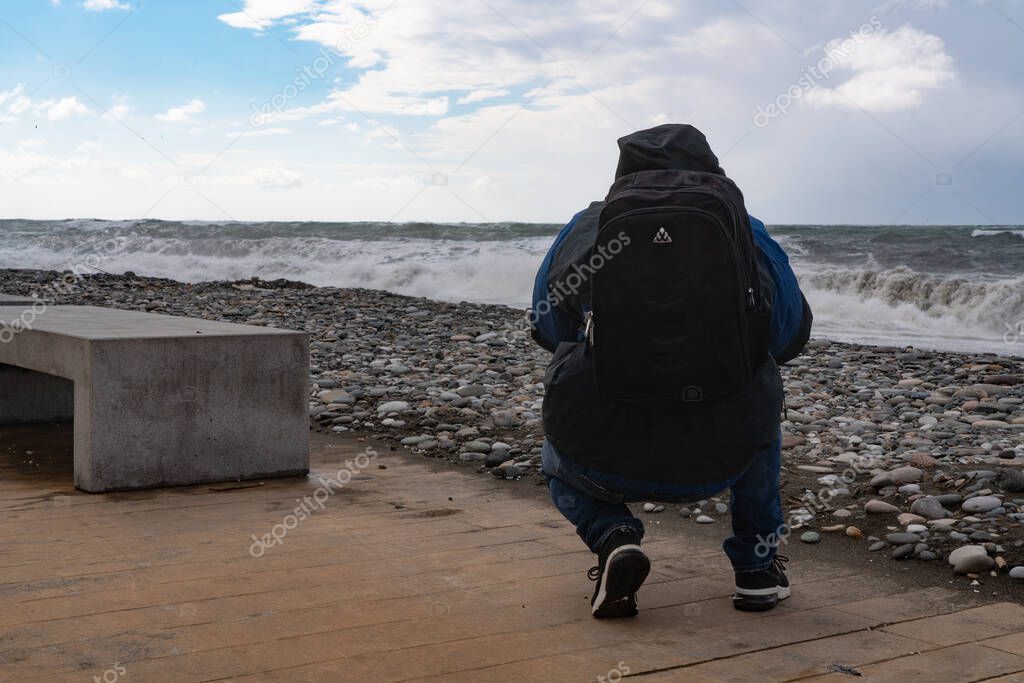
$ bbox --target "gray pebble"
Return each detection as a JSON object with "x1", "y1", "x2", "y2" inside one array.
[
  {"x1": 953, "y1": 554, "x2": 995, "y2": 574},
  {"x1": 962, "y1": 495, "x2": 1001, "y2": 514},
  {"x1": 885, "y1": 532, "x2": 922, "y2": 545},
  {"x1": 892, "y1": 543, "x2": 916, "y2": 560}
]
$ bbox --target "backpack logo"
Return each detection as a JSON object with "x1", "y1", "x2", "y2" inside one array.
[{"x1": 653, "y1": 227, "x2": 672, "y2": 244}]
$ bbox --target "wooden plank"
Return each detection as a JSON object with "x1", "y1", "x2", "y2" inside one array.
[
  {"x1": 799, "y1": 642, "x2": 1024, "y2": 683},
  {"x1": 636, "y1": 629, "x2": 936, "y2": 681},
  {"x1": 3, "y1": 428, "x2": 1024, "y2": 683},
  {"x1": 881, "y1": 603, "x2": 1024, "y2": 647}
]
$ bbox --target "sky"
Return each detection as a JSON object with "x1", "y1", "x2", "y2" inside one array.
[{"x1": 0, "y1": 0, "x2": 1022, "y2": 225}]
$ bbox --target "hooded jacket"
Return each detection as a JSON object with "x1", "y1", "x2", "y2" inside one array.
[{"x1": 531, "y1": 124, "x2": 811, "y2": 493}]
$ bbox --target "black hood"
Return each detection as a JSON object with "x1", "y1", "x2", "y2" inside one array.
[{"x1": 614, "y1": 124, "x2": 725, "y2": 179}]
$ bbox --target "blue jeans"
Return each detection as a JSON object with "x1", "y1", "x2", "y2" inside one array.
[{"x1": 543, "y1": 436, "x2": 785, "y2": 572}]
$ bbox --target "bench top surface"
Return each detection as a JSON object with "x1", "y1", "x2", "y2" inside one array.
[
  {"x1": 0, "y1": 305, "x2": 303, "y2": 340},
  {"x1": 0, "y1": 294, "x2": 36, "y2": 304}
]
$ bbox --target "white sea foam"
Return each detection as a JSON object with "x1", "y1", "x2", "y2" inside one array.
[
  {"x1": 972, "y1": 228, "x2": 1024, "y2": 239},
  {"x1": 2, "y1": 220, "x2": 1022, "y2": 356}
]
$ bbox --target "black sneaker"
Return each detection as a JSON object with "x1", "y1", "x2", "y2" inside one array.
[
  {"x1": 732, "y1": 554, "x2": 790, "y2": 612},
  {"x1": 588, "y1": 529, "x2": 650, "y2": 619}
]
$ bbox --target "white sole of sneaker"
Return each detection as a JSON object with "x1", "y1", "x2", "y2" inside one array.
[
  {"x1": 733, "y1": 585, "x2": 791, "y2": 599},
  {"x1": 592, "y1": 544, "x2": 647, "y2": 616}
]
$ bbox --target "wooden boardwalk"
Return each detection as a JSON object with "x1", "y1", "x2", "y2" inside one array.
[{"x1": 2, "y1": 424, "x2": 1024, "y2": 682}]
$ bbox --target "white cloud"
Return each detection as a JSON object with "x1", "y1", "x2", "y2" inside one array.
[
  {"x1": 6, "y1": 2, "x2": 1021, "y2": 224},
  {"x1": 227, "y1": 126, "x2": 292, "y2": 138},
  {"x1": 217, "y1": 0, "x2": 317, "y2": 30},
  {"x1": 18, "y1": 137, "x2": 46, "y2": 151},
  {"x1": 103, "y1": 102, "x2": 132, "y2": 120},
  {"x1": 1, "y1": 84, "x2": 33, "y2": 121},
  {"x1": 155, "y1": 98, "x2": 206, "y2": 123},
  {"x1": 805, "y1": 25, "x2": 955, "y2": 112},
  {"x1": 4, "y1": 89, "x2": 103, "y2": 129},
  {"x1": 252, "y1": 166, "x2": 303, "y2": 189},
  {"x1": 83, "y1": 0, "x2": 130, "y2": 11},
  {"x1": 38, "y1": 96, "x2": 90, "y2": 121},
  {"x1": 457, "y1": 89, "x2": 511, "y2": 105},
  {"x1": 222, "y1": 1, "x2": 599, "y2": 118}
]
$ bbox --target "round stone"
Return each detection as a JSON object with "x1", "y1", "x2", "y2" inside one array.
[
  {"x1": 953, "y1": 554, "x2": 995, "y2": 574},
  {"x1": 1009, "y1": 566, "x2": 1024, "y2": 580},
  {"x1": 892, "y1": 543, "x2": 915, "y2": 560},
  {"x1": 962, "y1": 496, "x2": 1001, "y2": 514},
  {"x1": 800, "y1": 531, "x2": 821, "y2": 544},
  {"x1": 376, "y1": 400, "x2": 410, "y2": 415},
  {"x1": 910, "y1": 496, "x2": 949, "y2": 520},
  {"x1": 947, "y1": 545, "x2": 988, "y2": 566},
  {"x1": 455, "y1": 384, "x2": 486, "y2": 397},
  {"x1": 870, "y1": 466, "x2": 923, "y2": 488},
  {"x1": 695, "y1": 515, "x2": 715, "y2": 524},
  {"x1": 886, "y1": 532, "x2": 922, "y2": 545},
  {"x1": 898, "y1": 512, "x2": 926, "y2": 526},
  {"x1": 865, "y1": 500, "x2": 900, "y2": 514}
]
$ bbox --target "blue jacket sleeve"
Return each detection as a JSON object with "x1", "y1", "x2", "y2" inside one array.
[
  {"x1": 749, "y1": 215, "x2": 812, "y2": 363},
  {"x1": 530, "y1": 211, "x2": 585, "y2": 352}
]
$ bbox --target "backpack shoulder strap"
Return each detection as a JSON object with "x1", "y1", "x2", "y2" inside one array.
[{"x1": 546, "y1": 200, "x2": 605, "y2": 316}]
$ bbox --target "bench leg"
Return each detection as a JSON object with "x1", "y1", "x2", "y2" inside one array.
[
  {"x1": 74, "y1": 335, "x2": 309, "y2": 492},
  {"x1": 0, "y1": 363, "x2": 74, "y2": 424}
]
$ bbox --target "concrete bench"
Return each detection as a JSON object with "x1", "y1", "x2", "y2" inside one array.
[
  {"x1": 0, "y1": 293, "x2": 36, "y2": 305},
  {"x1": 0, "y1": 305, "x2": 309, "y2": 492}
]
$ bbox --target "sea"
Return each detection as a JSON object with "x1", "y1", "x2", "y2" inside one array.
[{"x1": 2, "y1": 219, "x2": 1022, "y2": 357}]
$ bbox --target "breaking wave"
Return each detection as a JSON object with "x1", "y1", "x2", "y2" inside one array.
[{"x1": 1, "y1": 219, "x2": 1022, "y2": 354}]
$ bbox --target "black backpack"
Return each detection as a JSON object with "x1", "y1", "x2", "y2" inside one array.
[{"x1": 585, "y1": 169, "x2": 770, "y2": 405}]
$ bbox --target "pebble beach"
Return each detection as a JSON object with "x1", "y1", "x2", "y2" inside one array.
[{"x1": 3, "y1": 268, "x2": 1024, "y2": 586}]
